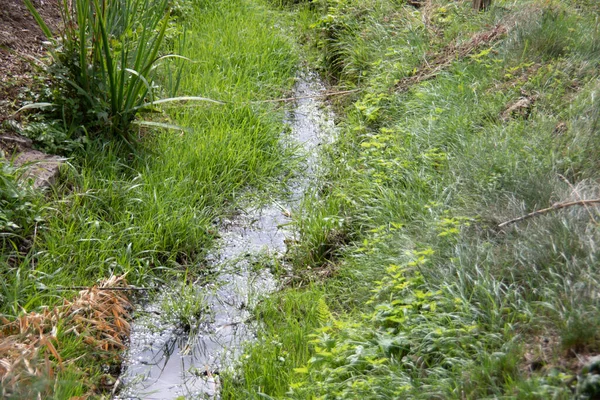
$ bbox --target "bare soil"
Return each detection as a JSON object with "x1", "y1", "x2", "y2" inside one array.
[
  {"x1": 0, "y1": 0, "x2": 64, "y2": 188},
  {"x1": 0, "y1": 0, "x2": 60, "y2": 128}
]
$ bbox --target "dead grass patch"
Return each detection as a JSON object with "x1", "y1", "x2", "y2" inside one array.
[{"x1": 0, "y1": 275, "x2": 131, "y2": 398}]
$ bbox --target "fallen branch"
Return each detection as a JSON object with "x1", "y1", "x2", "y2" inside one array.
[
  {"x1": 396, "y1": 24, "x2": 507, "y2": 92},
  {"x1": 498, "y1": 199, "x2": 600, "y2": 228},
  {"x1": 558, "y1": 174, "x2": 597, "y2": 224},
  {"x1": 251, "y1": 89, "x2": 361, "y2": 104}
]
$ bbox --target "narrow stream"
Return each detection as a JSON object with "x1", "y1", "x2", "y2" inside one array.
[{"x1": 116, "y1": 72, "x2": 335, "y2": 400}]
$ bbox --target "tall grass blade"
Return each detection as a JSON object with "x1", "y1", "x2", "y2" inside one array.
[
  {"x1": 22, "y1": 0, "x2": 53, "y2": 40},
  {"x1": 14, "y1": 103, "x2": 54, "y2": 114},
  {"x1": 132, "y1": 97, "x2": 226, "y2": 111}
]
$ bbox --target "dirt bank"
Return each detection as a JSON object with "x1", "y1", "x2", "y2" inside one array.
[{"x1": 0, "y1": 0, "x2": 60, "y2": 127}]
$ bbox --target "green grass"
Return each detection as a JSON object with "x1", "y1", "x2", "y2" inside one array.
[
  {"x1": 1, "y1": 0, "x2": 297, "y2": 396},
  {"x1": 222, "y1": 0, "x2": 600, "y2": 398}
]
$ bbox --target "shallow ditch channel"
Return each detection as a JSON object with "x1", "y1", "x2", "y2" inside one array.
[{"x1": 116, "y1": 72, "x2": 336, "y2": 400}]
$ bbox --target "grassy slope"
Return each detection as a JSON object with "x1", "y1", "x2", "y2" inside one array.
[
  {"x1": 1, "y1": 0, "x2": 297, "y2": 397},
  {"x1": 224, "y1": 0, "x2": 600, "y2": 399}
]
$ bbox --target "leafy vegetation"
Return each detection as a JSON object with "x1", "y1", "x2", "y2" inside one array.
[{"x1": 223, "y1": 0, "x2": 600, "y2": 398}]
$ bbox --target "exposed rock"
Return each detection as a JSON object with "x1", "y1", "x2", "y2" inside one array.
[
  {"x1": 1, "y1": 131, "x2": 64, "y2": 190},
  {"x1": 12, "y1": 149, "x2": 64, "y2": 189},
  {"x1": 577, "y1": 355, "x2": 600, "y2": 399}
]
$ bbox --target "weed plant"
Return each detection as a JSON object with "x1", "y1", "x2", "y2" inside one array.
[{"x1": 223, "y1": 0, "x2": 600, "y2": 398}]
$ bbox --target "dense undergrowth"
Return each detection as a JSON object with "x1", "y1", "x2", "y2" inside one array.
[
  {"x1": 223, "y1": 0, "x2": 600, "y2": 399},
  {"x1": 1, "y1": 0, "x2": 297, "y2": 397}
]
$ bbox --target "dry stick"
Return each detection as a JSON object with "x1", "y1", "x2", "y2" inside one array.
[
  {"x1": 249, "y1": 89, "x2": 361, "y2": 104},
  {"x1": 497, "y1": 199, "x2": 600, "y2": 228},
  {"x1": 395, "y1": 24, "x2": 507, "y2": 92},
  {"x1": 558, "y1": 174, "x2": 598, "y2": 224},
  {"x1": 53, "y1": 286, "x2": 150, "y2": 292},
  {"x1": 159, "y1": 89, "x2": 361, "y2": 109}
]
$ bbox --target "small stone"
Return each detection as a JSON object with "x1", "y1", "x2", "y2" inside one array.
[
  {"x1": 577, "y1": 356, "x2": 600, "y2": 399},
  {"x1": 582, "y1": 355, "x2": 600, "y2": 375}
]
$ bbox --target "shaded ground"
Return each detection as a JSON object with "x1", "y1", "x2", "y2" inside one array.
[
  {"x1": 0, "y1": 0, "x2": 63, "y2": 186},
  {"x1": 0, "y1": 0, "x2": 60, "y2": 132}
]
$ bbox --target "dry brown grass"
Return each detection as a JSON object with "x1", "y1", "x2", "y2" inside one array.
[{"x1": 0, "y1": 275, "x2": 131, "y2": 398}]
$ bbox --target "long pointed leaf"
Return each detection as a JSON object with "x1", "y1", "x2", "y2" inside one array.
[
  {"x1": 22, "y1": 0, "x2": 53, "y2": 40},
  {"x1": 92, "y1": 0, "x2": 118, "y2": 127},
  {"x1": 132, "y1": 120, "x2": 192, "y2": 133},
  {"x1": 124, "y1": 68, "x2": 153, "y2": 97},
  {"x1": 154, "y1": 55, "x2": 195, "y2": 64},
  {"x1": 14, "y1": 103, "x2": 54, "y2": 114},
  {"x1": 132, "y1": 96, "x2": 225, "y2": 111}
]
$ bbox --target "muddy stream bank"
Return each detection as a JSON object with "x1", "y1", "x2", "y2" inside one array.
[{"x1": 116, "y1": 72, "x2": 336, "y2": 399}]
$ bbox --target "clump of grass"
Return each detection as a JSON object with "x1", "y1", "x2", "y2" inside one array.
[
  {"x1": 288, "y1": 191, "x2": 349, "y2": 273},
  {"x1": 0, "y1": 275, "x2": 131, "y2": 399},
  {"x1": 23, "y1": 0, "x2": 219, "y2": 145},
  {"x1": 160, "y1": 282, "x2": 207, "y2": 333},
  {"x1": 220, "y1": 289, "x2": 326, "y2": 399}
]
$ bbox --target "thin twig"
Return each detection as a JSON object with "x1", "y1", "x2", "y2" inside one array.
[
  {"x1": 249, "y1": 89, "x2": 361, "y2": 104},
  {"x1": 52, "y1": 286, "x2": 151, "y2": 292},
  {"x1": 158, "y1": 89, "x2": 361, "y2": 109},
  {"x1": 497, "y1": 199, "x2": 600, "y2": 228},
  {"x1": 558, "y1": 174, "x2": 598, "y2": 224},
  {"x1": 111, "y1": 375, "x2": 122, "y2": 397}
]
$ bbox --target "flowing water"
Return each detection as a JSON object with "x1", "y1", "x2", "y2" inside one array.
[{"x1": 116, "y1": 72, "x2": 336, "y2": 400}]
